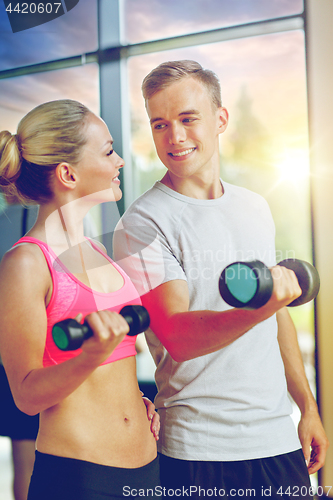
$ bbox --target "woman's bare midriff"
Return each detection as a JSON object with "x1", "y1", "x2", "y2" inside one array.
[{"x1": 36, "y1": 356, "x2": 157, "y2": 468}]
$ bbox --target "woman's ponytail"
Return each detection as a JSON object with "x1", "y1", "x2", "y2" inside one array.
[{"x1": 0, "y1": 131, "x2": 23, "y2": 201}]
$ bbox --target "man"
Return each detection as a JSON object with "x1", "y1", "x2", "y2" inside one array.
[{"x1": 113, "y1": 60, "x2": 328, "y2": 498}]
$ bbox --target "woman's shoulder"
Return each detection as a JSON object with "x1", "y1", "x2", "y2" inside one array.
[
  {"x1": 0, "y1": 238, "x2": 51, "y2": 285},
  {"x1": 0, "y1": 239, "x2": 53, "y2": 316}
]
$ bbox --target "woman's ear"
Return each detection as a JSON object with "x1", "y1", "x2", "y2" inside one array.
[{"x1": 55, "y1": 162, "x2": 78, "y2": 190}]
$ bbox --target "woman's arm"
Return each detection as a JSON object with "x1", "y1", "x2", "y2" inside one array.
[{"x1": 0, "y1": 244, "x2": 129, "y2": 416}]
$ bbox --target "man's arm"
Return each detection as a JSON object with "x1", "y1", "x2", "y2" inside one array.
[
  {"x1": 277, "y1": 308, "x2": 329, "y2": 474},
  {"x1": 142, "y1": 269, "x2": 302, "y2": 362},
  {"x1": 114, "y1": 216, "x2": 303, "y2": 360}
]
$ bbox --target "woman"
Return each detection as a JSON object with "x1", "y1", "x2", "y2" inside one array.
[{"x1": 0, "y1": 100, "x2": 160, "y2": 500}]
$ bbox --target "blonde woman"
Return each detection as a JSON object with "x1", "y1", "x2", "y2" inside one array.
[{"x1": 0, "y1": 100, "x2": 160, "y2": 500}]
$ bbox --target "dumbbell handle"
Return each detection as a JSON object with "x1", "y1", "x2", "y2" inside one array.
[
  {"x1": 52, "y1": 305, "x2": 150, "y2": 351},
  {"x1": 219, "y1": 258, "x2": 320, "y2": 310}
]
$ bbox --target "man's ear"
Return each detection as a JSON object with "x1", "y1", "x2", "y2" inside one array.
[
  {"x1": 55, "y1": 162, "x2": 78, "y2": 190},
  {"x1": 217, "y1": 107, "x2": 229, "y2": 135}
]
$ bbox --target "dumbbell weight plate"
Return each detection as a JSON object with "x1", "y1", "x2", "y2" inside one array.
[
  {"x1": 120, "y1": 305, "x2": 150, "y2": 335},
  {"x1": 219, "y1": 260, "x2": 274, "y2": 309},
  {"x1": 52, "y1": 319, "x2": 91, "y2": 351},
  {"x1": 278, "y1": 259, "x2": 320, "y2": 307}
]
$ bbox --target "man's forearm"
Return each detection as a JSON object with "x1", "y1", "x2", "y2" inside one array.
[
  {"x1": 145, "y1": 303, "x2": 279, "y2": 362},
  {"x1": 142, "y1": 269, "x2": 302, "y2": 362},
  {"x1": 277, "y1": 307, "x2": 329, "y2": 473},
  {"x1": 276, "y1": 307, "x2": 316, "y2": 411}
]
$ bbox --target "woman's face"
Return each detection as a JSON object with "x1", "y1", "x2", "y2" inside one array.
[{"x1": 75, "y1": 113, "x2": 124, "y2": 203}]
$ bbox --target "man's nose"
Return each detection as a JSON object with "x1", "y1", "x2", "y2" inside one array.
[{"x1": 168, "y1": 123, "x2": 186, "y2": 144}]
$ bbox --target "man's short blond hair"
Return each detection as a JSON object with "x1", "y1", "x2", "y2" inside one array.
[{"x1": 142, "y1": 60, "x2": 222, "y2": 109}]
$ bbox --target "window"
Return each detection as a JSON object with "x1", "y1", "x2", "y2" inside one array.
[
  {"x1": 124, "y1": 0, "x2": 304, "y2": 43},
  {"x1": 0, "y1": 64, "x2": 100, "y2": 132},
  {"x1": 0, "y1": 0, "x2": 97, "y2": 71}
]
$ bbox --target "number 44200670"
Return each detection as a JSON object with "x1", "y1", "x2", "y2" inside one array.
[{"x1": 6, "y1": 3, "x2": 62, "y2": 14}]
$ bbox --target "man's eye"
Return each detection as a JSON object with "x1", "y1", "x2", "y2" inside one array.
[
  {"x1": 154, "y1": 123, "x2": 166, "y2": 130},
  {"x1": 107, "y1": 149, "x2": 114, "y2": 156}
]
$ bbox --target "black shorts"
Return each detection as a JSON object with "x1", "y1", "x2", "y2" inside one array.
[
  {"x1": 28, "y1": 451, "x2": 161, "y2": 500},
  {"x1": 159, "y1": 449, "x2": 313, "y2": 499},
  {"x1": 0, "y1": 365, "x2": 39, "y2": 440}
]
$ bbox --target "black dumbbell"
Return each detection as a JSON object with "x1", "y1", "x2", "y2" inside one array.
[
  {"x1": 219, "y1": 259, "x2": 320, "y2": 310},
  {"x1": 52, "y1": 305, "x2": 150, "y2": 351}
]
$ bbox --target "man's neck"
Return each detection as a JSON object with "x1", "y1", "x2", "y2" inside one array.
[{"x1": 161, "y1": 171, "x2": 223, "y2": 200}]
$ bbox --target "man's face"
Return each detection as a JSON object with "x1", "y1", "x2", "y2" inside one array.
[{"x1": 146, "y1": 77, "x2": 228, "y2": 181}]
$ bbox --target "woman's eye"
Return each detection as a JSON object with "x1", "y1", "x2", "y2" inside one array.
[{"x1": 107, "y1": 149, "x2": 114, "y2": 156}]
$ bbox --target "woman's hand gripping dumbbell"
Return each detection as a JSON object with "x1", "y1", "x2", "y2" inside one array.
[
  {"x1": 52, "y1": 305, "x2": 150, "y2": 351},
  {"x1": 219, "y1": 259, "x2": 320, "y2": 310}
]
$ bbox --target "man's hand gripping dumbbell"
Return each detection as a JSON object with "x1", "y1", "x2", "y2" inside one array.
[{"x1": 219, "y1": 259, "x2": 320, "y2": 310}]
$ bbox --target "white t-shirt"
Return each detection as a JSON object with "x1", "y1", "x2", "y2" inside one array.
[{"x1": 113, "y1": 180, "x2": 301, "y2": 461}]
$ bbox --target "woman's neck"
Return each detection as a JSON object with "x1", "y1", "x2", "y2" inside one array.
[{"x1": 28, "y1": 200, "x2": 88, "y2": 253}]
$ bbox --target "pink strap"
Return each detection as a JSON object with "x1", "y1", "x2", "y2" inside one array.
[{"x1": 12, "y1": 237, "x2": 58, "y2": 309}]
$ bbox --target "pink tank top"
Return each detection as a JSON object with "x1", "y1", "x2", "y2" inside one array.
[{"x1": 13, "y1": 237, "x2": 139, "y2": 367}]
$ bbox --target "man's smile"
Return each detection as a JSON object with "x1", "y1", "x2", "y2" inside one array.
[{"x1": 168, "y1": 147, "x2": 196, "y2": 158}]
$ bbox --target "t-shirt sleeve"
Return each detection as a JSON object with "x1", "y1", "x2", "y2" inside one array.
[{"x1": 113, "y1": 209, "x2": 187, "y2": 297}]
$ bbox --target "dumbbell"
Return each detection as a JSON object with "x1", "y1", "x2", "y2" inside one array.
[
  {"x1": 52, "y1": 305, "x2": 150, "y2": 351},
  {"x1": 219, "y1": 259, "x2": 320, "y2": 310}
]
